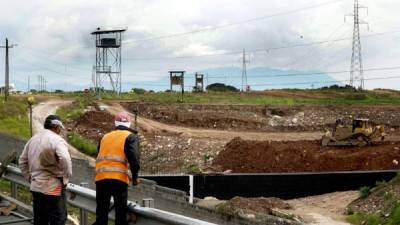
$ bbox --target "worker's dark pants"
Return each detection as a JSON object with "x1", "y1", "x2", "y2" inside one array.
[
  {"x1": 96, "y1": 179, "x2": 128, "y2": 225},
  {"x1": 31, "y1": 189, "x2": 67, "y2": 225}
]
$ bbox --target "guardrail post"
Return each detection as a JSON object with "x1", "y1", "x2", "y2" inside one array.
[
  {"x1": 11, "y1": 182, "x2": 17, "y2": 199},
  {"x1": 142, "y1": 198, "x2": 154, "y2": 208},
  {"x1": 79, "y1": 182, "x2": 89, "y2": 225},
  {"x1": 189, "y1": 175, "x2": 194, "y2": 204}
]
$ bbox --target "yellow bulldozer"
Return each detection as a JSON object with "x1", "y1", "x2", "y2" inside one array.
[{"x1": 322, "y1": 117, "x2": 385, "y2": 147}]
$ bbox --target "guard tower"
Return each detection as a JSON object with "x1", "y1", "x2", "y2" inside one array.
[
  {"x1": 91, "y1": 28, "x2": 126, "y2": 96},
  {"x1": 193, "y1": 73, "x2": 204, "y2": 92},
  {"x1": 169, "y1": 71, "x2": 185, "y2": 101}
]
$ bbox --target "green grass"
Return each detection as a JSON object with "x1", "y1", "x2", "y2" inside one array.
[
  {"x1": 67, "y1": 132, "x2": 97, "y2": 157},
  {"x1": 347, "y1": 205, "x2": 400, "y2": 225},
  {"x1": 95, "y1": 89, "x2": 400, "y2": 106},
  {"x1": 41, "y1": 88, "x2": 400, "y2": 106},
  {"x1": 359, "y1": 186, "x2": 372, "y2": 199},
  {"x1": 347, "y1": 212, "x2": 383, "y2": 225},
  {"x1": 0, "y1": 97, "x2": 30, "y2": 139},
  {"x1": 348, "y1": 173, "x2": 400, "y2": 225}
]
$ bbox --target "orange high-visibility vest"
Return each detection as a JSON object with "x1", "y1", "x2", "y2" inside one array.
[{"x1": 95, "y1": 130, "x2": 131, "y2": 184}]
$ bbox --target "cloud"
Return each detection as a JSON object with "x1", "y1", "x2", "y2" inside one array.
[{"x1": 0, "y1": 0, "x2": 399, "y2": 90}]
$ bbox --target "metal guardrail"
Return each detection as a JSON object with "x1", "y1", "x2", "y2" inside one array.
[{"x1": 2, "y1": 165, "x2": 217, "y2": 225}]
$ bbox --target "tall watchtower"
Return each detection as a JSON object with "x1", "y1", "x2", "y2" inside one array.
[{"x1": 91, "y1": 28, "x2": 126, "y2": 96}]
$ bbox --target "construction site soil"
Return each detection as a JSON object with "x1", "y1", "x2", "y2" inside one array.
[
  {"x1": 65, "y1": 103, "x2": 400, "y2": 174},
  {"x1": 122, "y1": 103, "x2": 400, "y2": 133},
  {"x1": 67, "y1": 110, "x2": 115, "y2": 143},
  {"x1": 213, "y1": 138, "x2": 400, "y2": 173}
]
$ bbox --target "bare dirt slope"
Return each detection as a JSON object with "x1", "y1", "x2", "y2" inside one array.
[{"x1": 213, "y1": 138, "x2": 400, "y2": 173}]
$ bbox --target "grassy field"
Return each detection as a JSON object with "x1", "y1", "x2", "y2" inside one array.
[
  {"x1": 39, "y1": 87, "x2": 400, "y2": 106},
  {"x1": 91, "y1": 89, "x2": 400, "y2": 105},
  {"x1": 0, "y1": 96, "x2": 30, "y2": 140},
  {"x1": 67, "y1": 132, "x2": 97, "y2": 157}
]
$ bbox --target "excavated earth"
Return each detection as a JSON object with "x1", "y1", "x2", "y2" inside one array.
[
  {"x1": 213, "y1": 138, "x2": 400, "y2": 173},
  {"x1": 66, "y1": 103, "x2": 400, "y2": 174},
  {"x1": 122, "y1": 103, "x2": 400, "y2": 134}
]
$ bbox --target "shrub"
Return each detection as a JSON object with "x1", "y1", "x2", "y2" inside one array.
[
  {"x1": 67, "y1": 132, "x2": 97, "y2": 157},
  {"x1": 206, "y1": 83, "x2": 239, "y2": 92},
  {"x1": 359, "y1": 186, "x2": 372, "y2": 199},
  {"x1": 131, "y1": 88, "x2": 146, "y2": 95}
]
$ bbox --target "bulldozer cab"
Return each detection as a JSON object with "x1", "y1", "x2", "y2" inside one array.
[
  {"x1": 333, "y1": 118, "x2": 371, "y2": 140},
  {"x1": 352, "y1": 118, "x2": 369, "y2": 132}
]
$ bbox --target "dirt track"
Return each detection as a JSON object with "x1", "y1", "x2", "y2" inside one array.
[
  {"x1": 283, "y1": 191, "x2": 359, "y2": 225},
  {"x1": 106, "y1": 103, "x2": 322, "y2": 141}
]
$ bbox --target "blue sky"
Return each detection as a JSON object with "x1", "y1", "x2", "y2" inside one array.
[{"x1": 0, "y1": 0, "x2": 400, "y2": 91}]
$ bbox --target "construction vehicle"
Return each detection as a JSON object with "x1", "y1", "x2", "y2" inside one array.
[{"x1": 322, "y1": 117, "x2": 385, "y2": 147}]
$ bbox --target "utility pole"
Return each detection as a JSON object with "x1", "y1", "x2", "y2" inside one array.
[
  {"x1": 346, "y1": 0, "x2": 368, "y2": 90},
  {"x1": 0, "y1": 38, "x2": 17, "y2": 101},
  {"x1": 37, "y1": 75, "x2": 41, "y2": 92},
  {"x1": 241, "y1": 49, "x2": 249, "y2": 92}
]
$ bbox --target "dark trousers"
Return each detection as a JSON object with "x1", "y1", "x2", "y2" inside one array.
[
  {"x1": 96, "y1": 179, "x2": 128, "y2": 225},
  {"x1": 32, "y1": 189, "x2": 67, "y2": 225}
]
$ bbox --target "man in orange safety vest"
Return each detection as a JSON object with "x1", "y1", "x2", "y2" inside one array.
[{"x1": 95, "y1": 111, "x2": 140, "y2": 225}]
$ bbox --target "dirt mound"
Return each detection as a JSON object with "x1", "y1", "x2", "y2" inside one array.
[
  {"x1": 213, "y1": 138, "x2": 400, "y2": 173},
  {"x1": 71, "y1": 111, "x2": 115, "y2": 142}
]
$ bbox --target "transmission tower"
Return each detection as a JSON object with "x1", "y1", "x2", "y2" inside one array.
[
  {"x1": 241, "y1": 49, "x2": 250, "y2": 92},
  {"x1": 346, "y1": 0, "x2": 368, "y2": 90}
]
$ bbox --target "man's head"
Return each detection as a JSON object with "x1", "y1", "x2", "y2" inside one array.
[
  {"x1": 44, "y1": 115, "x2": 64, "y2": 134},
  {"x1": 114, "y1": 112, "x2": 131, "y2": 128}
]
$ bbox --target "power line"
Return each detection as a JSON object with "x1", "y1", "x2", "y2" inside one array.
[
  {"x1": 16, "y1": 56, "x2": 90, "y2": 80},
  {"x1": 124, "y1": 0, "x2": 344, "y2": 44},
  {"x1": 129, "y1": 74, "x2": 400, "y2": 88},
  {"x1": 122, "y1": 65, "x2": 400, "y2": 79},
  {"x1": 125, "y1": 29, "x2": 400, "y2": 61},
  {"x1": 248, "y1": 75, "x2": 400, "y2": 87}
]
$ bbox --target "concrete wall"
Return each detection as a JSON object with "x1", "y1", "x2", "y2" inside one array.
[{"x1": 0, "y1": 133, "x2": 26, "y2": 156}]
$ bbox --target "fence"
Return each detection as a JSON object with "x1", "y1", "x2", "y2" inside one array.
[{"x1": 2, "y1": 165, "x2": 217, "y2": 225}]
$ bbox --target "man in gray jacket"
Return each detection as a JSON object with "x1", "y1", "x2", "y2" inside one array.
[{"x1": 19, "y1": 115, "x2": 72, "y2": 225}]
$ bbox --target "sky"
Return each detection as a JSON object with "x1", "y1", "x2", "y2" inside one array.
[{"x1": 0, "y1": 0, "x2": 400, "y2": 91}]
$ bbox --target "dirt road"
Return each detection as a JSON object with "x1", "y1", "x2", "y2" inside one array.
[
  {"x1": 104, "y1": 103, "x2": 323, "y2": 141},
  {"x1": 283, "y1": 191, "x2": 359, "y2": 225},
  {"x1": 32, "y1": 100, "x2": 95, "y2": 165}
]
